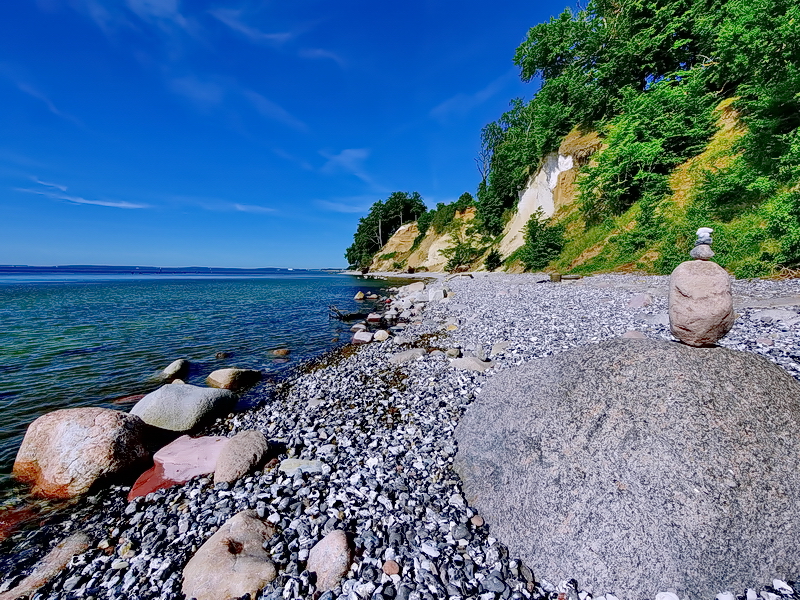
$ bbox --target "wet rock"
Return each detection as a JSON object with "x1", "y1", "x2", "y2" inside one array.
[
  {"x1": 354, "y1": 291, "x2": 365, "y2": 300},
  {"x1": 455, "y1": 337, "x2": 800, "y2": 598},
  {"x1": 161, "y1": 359, "x2": 190, "y2": 382},
  {"x1": 130, "y1": 384, "x2": 236, "y2": 432},
  {"x1": 129, "y1": 435, "x2": 228, "y2": 500},
  {"x1": 182, "y1": 510, "x2": 276, "y2": 600},
  {"x1": 214, "y1": 430, "x2": 269, "y2": 485},
  {"x1": 206, "y1": 368, "x2": 262, "y2": 391},
  {"x1": 307, "y1": 530, "x2": 353, "y2": 592},
  {"x1": 0, "y1": 532, "x2": 90, "y2": 600},
  {"x1": 669, "y1": 260, "x2": 734, "y2": 346},
  {"x1": 271, "y1": 348, "x2": 291, "y2": 357},
  {"x1": 13, "y1": 407, "x2": 149, "y2": 498}
]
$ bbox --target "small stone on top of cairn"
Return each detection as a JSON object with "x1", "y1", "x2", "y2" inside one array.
[{"x1": 689, "y1": 226, "x2": 715, "y2": 260}]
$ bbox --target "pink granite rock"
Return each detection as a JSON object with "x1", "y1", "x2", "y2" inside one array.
[
  {"x1": 669, "y1": 260, "x2": 734, "y2": 346},
  {"x1": 128, "y1": 435, "x2": 227, "y2": 501},
  {"x1": 307, "y1": 530, "x2": 353, "y2": 591},
  {"x1": 182, "y1": 510, "x2": 276, "y2": 600},
  {"x1": 13, "y1": 408, "x2": 149, "y2": 499}
]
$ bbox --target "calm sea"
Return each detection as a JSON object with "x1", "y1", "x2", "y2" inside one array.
[{"x1": 0, "y1": 273, "x2": 390, "y2": 490}]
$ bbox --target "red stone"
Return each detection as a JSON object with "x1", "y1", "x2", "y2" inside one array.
[{"x1": 128, "y1": 435, "x2": 227, "y2": 501}]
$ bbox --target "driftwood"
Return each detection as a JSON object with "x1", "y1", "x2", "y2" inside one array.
[{"x1": 329, "y1": 305, "x2": 369, "y2": 322}]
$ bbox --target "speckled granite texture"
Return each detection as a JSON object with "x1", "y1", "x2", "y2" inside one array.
[{"x1": 455, "y1": 337, "x2": 800, "y2": 599}]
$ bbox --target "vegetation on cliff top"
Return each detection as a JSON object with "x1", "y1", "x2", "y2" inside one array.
[{"x1": 348, "y1": 0, "x2": 800, "y2": 276}]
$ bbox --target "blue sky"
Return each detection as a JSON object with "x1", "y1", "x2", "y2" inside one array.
[{"x1": 0, "y1": 0, "x2": 559, "y2": 268}]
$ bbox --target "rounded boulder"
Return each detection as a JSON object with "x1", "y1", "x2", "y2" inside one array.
[
  {"x1": 13, "y1": 408, "x2": 149, "y2": 498},
  {"x1": 130, "y1": 384, "x2": 236, "y2": 432},
  {"x1": 206, "y1": 368, "x2": 262, "y2": 391},
  {"x1": 669, "y1": 260, "x2": 734, "y2": 346},
  {"x1": 454, "y1": 338, "x2": 800, "y2": 599}
]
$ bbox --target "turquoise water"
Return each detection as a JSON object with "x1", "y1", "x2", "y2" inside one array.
[{"x1": 0, "y1": 274, "x2": 389, "y2": 482}]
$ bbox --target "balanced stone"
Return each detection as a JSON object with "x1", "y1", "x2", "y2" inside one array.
[
  {"x1": 669, "y1": 260, "x2": 734, "y2": 346},
  {"x1": 454, "y1": 338, "x2": 800, "y2": 599}
]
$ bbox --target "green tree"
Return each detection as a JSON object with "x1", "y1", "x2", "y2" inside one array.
[{"x1": 345, "y1": 192, "x2": 426, "y2": 268}]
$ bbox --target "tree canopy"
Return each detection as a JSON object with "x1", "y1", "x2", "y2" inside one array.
[{"x1": 344, "y1": 192, "x2": 426, "y2": 268}]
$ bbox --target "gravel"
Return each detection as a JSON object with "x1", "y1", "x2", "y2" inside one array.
[{"x1": 1, "y1": 272, "x2": 799, "y2": 600}]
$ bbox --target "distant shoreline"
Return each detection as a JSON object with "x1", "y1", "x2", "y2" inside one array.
[{"x1": 0, "y1": 265, "x2": 346, "y2": 276}]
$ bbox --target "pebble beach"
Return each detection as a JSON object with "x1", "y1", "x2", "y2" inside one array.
[{"x1": 2, "y1": 272, "x2": 800, "y2": 600}]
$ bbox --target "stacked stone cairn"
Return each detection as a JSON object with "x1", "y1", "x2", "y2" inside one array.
[{"x1": 670, "y1": 227, "x2": 735, "y2": 346}]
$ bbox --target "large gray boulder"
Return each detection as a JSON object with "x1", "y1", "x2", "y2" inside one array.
[
  {"x1": 130, "y1": 384, "x2": 236, "y2": 432},
  {"x1": 454, "y1": 338, "x2": 800, "y2": 599}
]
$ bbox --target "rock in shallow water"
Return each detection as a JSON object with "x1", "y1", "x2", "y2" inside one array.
[
  {"x1": 130, "y1": 384, "x2": 236, "y2": 431},
  {"x1": 13, "y1": 407, "x2": 149, "y2": 498},
  {"x1": 206, "y1": 367, "x2": 262, "y2": 391},
  {"x1": 455, "y1": 337, "x2": 800, "y2": 599}
]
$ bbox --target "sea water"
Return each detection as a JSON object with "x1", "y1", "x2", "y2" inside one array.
[{"x1": 0, "y1": 273, "x2": 390, "y2": 486}]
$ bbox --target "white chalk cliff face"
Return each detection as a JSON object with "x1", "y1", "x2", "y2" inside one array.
[{"x1": 499, "y1": 152, "x2": 574, "y2": 257}]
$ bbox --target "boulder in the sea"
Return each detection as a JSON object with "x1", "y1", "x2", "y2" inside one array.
[
  {"x1": 0, "y1": 532, "x2": 90, "y2": 600},
  {"x1": 271, "y1": 348, "x2": 290, "y2": 357},
  {"x1": 13, "y1": 407, "x2": 149, "y2": 498},
  {"x1": 373, "y1": 330, "x2": 390, "y2": 342},
  {"x1": 354, "y1": 291, "x2": 365, "y2": 300},
  {"x1": 366, "y1": 312, "x2": 382, "y2": 323},
  {"x1": 161, "y1": 358, "x2": 189, "y2": 382},
  {"x1": 206, "y1": 368, "x2": 262, "y2": 391},
  {"x1": 669, "y1": 260, "x2": 734, "y2": 346},
  {"x1": 182, "y1": 510, "x2": 276, "y2": 600},
  {"x1": 130, "y1": 384, "x2": 236, "y2": 431},
  {"x1": 454, "y1": 338, "x2": 800, "y2": 599},
  {"x1": 128, "y1": 435, "x2": 228, "y2": 500},
  {"x1": 214, "y1": 430, "x2": 270, "y2": 485},
  {"x1": 307, "y1": 530, "x2": 353, "y2": 592}
]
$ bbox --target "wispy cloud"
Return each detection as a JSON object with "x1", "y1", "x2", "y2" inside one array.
[
  {"x1": 17, "y1": 187, "x2": 148, "y2": 209},
  {"x1": 243, "y1": 90, "x2": 307, "y2": 131},
  {"x1": 32, "y1": 178, "x2": 68, "y2": 192},
  {"x1": 430, "y1": 69, "x2": 517, "y2": 122},
  {"x1": 169, "y1": 75, "x2": 225, "y2": 109},
  {"x1": 233, "y1": 203, "x2": 275, "y2": 214},
  {"x1": 299, "y1": 48, "x2": 346, "y2": 68},
  {"x1": 209, "y1": 9, "x2": 293, "y2": 44},
  {"x1": 320, "y1": 148, "x2": 376, "y2": 186},
  {"x1": 13, "y1": 82, "x2": 81, "y2": 125},
  {"x1": 314, "y1": 196, "x2": 374, "y2": 213},
  {"x1": 273, "y1": 148, "x2": 313, "y2": 171}
]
